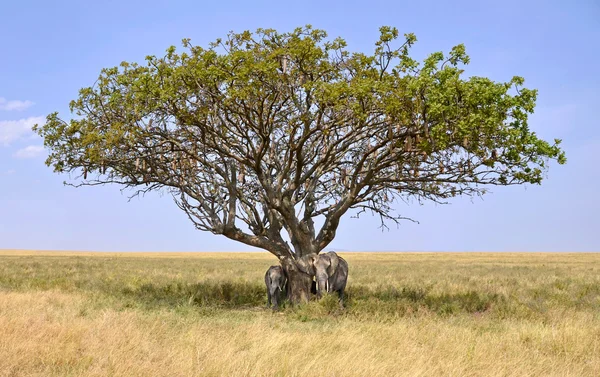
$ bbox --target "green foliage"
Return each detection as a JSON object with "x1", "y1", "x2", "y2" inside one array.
[
  {"x1": 35, "y1": 25, "x2": 565, "y2": 184},
  {"x1": 33, "y1": 26, "x2": 566, "y2": 256}
]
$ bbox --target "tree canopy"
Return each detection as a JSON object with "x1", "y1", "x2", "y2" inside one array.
[{"x1": 35, "y1": 26, "x2": 565, "y2": 259}]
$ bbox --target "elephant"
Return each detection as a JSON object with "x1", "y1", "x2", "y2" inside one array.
[
  {"x1": 297, "y1": 251, "x2": 348, "y2": 303},
  {"x1": 264, "y1": 265, "x2": 287, "y2": 310}
]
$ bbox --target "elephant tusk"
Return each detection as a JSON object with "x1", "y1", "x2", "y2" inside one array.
[{"x1": 326, "y1": 280, "x2": 329, "y2": 292}]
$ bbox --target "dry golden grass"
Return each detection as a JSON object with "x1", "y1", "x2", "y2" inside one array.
[{"x1": 1, "y1": 251, "x2": 599, "y2": 376}]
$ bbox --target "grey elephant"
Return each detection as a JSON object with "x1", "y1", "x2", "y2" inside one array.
[
  {"x1": 298, "y1": 251, "x2": 348, "y2": 303},
  {"x1": 264, "y1": 265, "x2": 287, "y2": 310}
]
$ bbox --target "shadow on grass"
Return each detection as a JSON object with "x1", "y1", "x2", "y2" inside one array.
[
  {"x1": 117, "y1": 281, "x2": 503, "y2": 317},
  {"x1": 346, "y1": 285, "x2": 502, "y2": 316},
  {"x1": 120, "y1": 281, "x2": 266, "y2": 309}
]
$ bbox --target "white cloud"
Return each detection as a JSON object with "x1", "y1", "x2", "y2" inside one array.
[
  {"x1": 0, "y1": 97, "x2": 34, "y2": 111},
  {"x1": 0, "y1": 116, "x2": 44, "y2": 146},
  {"x1": 13, "y1": 145, "x2": 45, "y2": 159}
]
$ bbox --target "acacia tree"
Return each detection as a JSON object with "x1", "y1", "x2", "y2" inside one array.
[{"x1": 35, "y1": 26, "x2": 565, "y2": 301}]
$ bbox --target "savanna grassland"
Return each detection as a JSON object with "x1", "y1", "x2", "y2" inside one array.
[{"x1": 0, "y1": 251, "x2": 599, "y2": 377}]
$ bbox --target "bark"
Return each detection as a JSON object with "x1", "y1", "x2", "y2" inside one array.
[{"x1": 280, "y1": 256, "x2": 313, "y2": 304}]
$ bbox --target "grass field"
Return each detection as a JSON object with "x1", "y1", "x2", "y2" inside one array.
[{"x1": 1, "y1": 250, "x2": 599, "y2": 376}]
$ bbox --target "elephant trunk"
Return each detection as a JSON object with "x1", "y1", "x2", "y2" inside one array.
[{"x1": 316, "y1": 273, "x2": 328, "y2": 297}]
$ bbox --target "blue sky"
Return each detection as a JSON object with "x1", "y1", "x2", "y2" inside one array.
[{"x1": 1, "y1": 0, "x2": 598, "y2": 252}]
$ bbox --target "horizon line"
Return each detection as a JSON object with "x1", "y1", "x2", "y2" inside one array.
[{"x1": 1, "y1": 249, "x2": 598, "y2": 254}]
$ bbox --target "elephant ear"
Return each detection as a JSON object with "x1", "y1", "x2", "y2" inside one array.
[
  {"x1": 297, "y1": 254, "x2": 316, "y2": 275},
  {"x1": 326, "y1": 252, "x2": 339, "y2": 276}
]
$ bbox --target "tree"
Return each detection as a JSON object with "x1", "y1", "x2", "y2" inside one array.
[{"x1": 35, "y1": 26, "x2": 565, "y2": 302}]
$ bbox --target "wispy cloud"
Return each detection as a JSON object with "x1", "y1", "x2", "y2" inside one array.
[
  {"x1": 0, "y1": 97, "x2": 34, "y2": 111},
  {"x1": 13, "y1": 145, "x2": 45, "y2": 159},
  {"x1": 0, "y1": 116, "x2": 44, "y2": 146}
]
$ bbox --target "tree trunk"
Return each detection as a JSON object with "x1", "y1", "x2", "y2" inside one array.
[{"x1": 280, "y1": 256, "x2": 313, "y2": 304}]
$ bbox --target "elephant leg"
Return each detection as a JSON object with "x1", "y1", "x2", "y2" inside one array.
[
  {"x1": 338, "y1": 283, "x2": 347, "y2": 306},
  {"x1": 335, "y1": 289, "x2": 344, "y2": 308}
]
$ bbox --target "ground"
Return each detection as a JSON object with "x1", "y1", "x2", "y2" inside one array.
[{"x1": 0, "y1": 250, "x2": 599, "y2": 376}]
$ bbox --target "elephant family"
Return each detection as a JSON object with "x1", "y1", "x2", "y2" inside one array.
[
  {"x1": 297, "y1": 251, "x2": 348, "y2": 302},
  {"x1": 264, "y1": 265, "x2": 286, "y2": 310}
]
